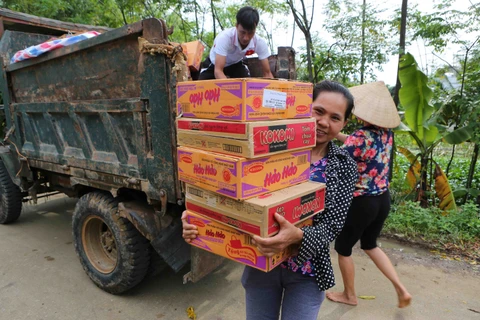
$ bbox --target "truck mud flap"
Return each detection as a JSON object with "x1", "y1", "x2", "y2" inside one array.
[
  {"x1": 150, "y1": 218, "x2": 191, "y2": 272},
  {"x1": 183, "y1": 247, "x2": 225, "y2": 284}
]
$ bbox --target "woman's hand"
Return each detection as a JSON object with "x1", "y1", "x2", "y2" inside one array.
[
  {"x1": 181, "y1": 210, "x2": 198, "y2": 243},
  {"x1": 252, "y1": 213, "x2": 304, "y2": 257}
]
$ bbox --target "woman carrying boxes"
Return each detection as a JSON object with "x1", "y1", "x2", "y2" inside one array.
[{"x1": 179, "y1": 79, "x2": 357, "y2": 320}]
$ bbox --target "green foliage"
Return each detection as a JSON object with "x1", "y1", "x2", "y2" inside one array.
[
  {"x1": 398, "y1": 53, "x2": 437, "y2": 144},
  {"x1": 384, "y1": 201, "x2": 480, "y2": 247},
  {"x1": 1, "y1": 0, "x2": 125, "y2": 27},
  {"x1": 390, "y1": 144, "x2": 480, "y2": 206},
  {"x1": 396, "y1": 53, "x2": 474, "y2": 210},
  {"x1": 305, "y1": 0, "x2": 395, "y2": 84}
]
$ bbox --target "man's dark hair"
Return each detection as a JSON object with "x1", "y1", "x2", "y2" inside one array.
[
  {"x1": 236, "y1": 6, "x2": 260, "y2": 31},
  {"x1": 313, "y1": 80, "x2": 355, "y2": 120}
]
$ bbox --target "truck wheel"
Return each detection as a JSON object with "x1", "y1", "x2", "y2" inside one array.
[
  {"x1": 0, "y1": 161, "x2": 22, "y2": 224},
  {"x1": 72, "y1": 192, "x2": 150, "y2": 294}
]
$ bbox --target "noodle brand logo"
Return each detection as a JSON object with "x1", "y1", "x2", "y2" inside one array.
[
  {"x1": 189, "y1": 88, "x2": 221, "y2": 107},
  {"x1": 222, "y1": 169, "x2": 231, "y2": 182},
  {"x1": 286, "y1": 95, "x2": 296, "y2": 108},
  {"x1": 296, "y1": 105, "x2": 309, "y2": 113},
  {"x1": 243, "y1": 162, "x2": 265, "y2": 176},
  {"x1": 225, "y1": 236, "x2": 257, "y2": 265},
  {"x1": 188, "y1": 122, "x2": 204, "y2": 130},
  {"x1": 263, "y1": 162, "x2": 298, "y2": 187},
  {"x1": 259, "y1": 127, "x2": 295, "y2": 145},
  {"x1": 193, "y1": 164, "x2": 217, "y2": 176},
  {"x1": 220, "y1": 105, "x2": 237, "y2": 116},
  {"x1": 190, "y1": 217, "x2": 205, "y2": 228},
  {"x1": 252, "y1": 96, "x2": 262, "y2": 110},
  {"x1": 180, "y1": 154, "x2": 192, "y2": 163},
  {"x1": 292, "y1": 197, "x2": 324, "y2": 219}
]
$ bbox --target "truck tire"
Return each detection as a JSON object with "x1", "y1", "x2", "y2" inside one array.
[
  {"x1": 0, "y1": 161, "x2": 22, "y2": 224},
  {"x1": 72, "y1": 192, "x2": 150, "y2": 294}
]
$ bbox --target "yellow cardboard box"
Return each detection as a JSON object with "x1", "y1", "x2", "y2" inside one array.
[
  {"x1": 176, "y1": 118, "x2": 316, "y2": 158},
  {"x1": 185, "y1": 210, "x2": 313, "y2": 272},
  {"x1": 176, "y1": 78, "x2": 313, "y2": 121},
  {"x1": 185, "y1": 181, "x2": 325, "y2": 237},
  {"x1": 177, "y1": 146, "x2": 311, "y2": 199},
  {"x1": 181, "y1": 40, "x2": 205, "y2": 72}
]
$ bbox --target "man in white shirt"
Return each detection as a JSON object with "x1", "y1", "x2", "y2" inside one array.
[{"x1": 198, "y1": 6, "x2": 274, "y2": 80}]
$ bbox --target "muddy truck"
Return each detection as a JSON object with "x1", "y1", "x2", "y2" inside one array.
[{"x1": 0, "y1": 9, "x2": 297, "y2": 294}]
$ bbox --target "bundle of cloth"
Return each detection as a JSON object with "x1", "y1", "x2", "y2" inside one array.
[{"x1": 10, "y1": 31, "x2": 100, "y2": 64}]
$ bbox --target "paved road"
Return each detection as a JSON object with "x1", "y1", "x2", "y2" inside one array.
[{"x1": 0, "y1": 196, "x2": 479, "y2": 320}]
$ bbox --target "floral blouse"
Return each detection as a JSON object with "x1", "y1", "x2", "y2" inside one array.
[
  {"x1": 287, "y1": 142, "x2": 357, "y2": 291},
  {"x1": 282, "y1": 156, "x2": 328, "y2": 277},
  {"x1": 343, "y1": 126, "x2": 393, "y2": 197}
]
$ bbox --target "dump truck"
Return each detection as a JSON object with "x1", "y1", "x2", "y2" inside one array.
[{"x1": 0, "y1": 8, "x2": 297, "y2": 294}]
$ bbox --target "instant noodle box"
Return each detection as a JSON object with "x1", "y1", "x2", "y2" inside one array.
[
  {"x1": 185, "y1": 181, "x2": 325, "y2": 237},
  {"x1": 177, "y1": 146, "x2": 311, "y2": 200},
  {"x1": 184, "y1": 210, "x2": 314, "y2": 272},
  {"x1": 176, "y1": 118, "x2": 316, "y2": 158},
  {"x1": 181, "y1": 40, "x2": 205, "y2": 72},
  {"x1": 176, "y1": 78, "x2": 313, "y2": 121}
]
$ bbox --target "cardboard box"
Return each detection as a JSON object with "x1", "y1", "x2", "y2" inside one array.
[
  {"x1": 178, "y1": 146, "x2": 311, "y2": 199},
  {"x1": 181, "y1": 40, "x2": 205, "y2": 72},
  {"x1": 176, "y1": 118, "x2": 316, "y2": 158},
  {"x1": 176, "y1": 78, "x2": 313, "y2": 121},
  {"x1": 185, "y1": 210, "x2": 314, "y2": 272},
  {"x1": 185, "y1": 181, "x2": 325, "y2": 237}
]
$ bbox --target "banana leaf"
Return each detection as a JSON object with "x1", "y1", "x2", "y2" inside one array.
[
  {"x1": 398, "y1": 53, "x2": 436, "y2": 144},
  {"x1": 397, "y1": 146, "x2": 420, "y2": 188},
  {"x1": 434, "y1": 163, "x2": 457, "y2": 212},
  {"x1": 443, "y1": 125, "x2": 474, "y2": 144}
]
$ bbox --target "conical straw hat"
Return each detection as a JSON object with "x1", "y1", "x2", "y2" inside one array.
[{"x1": 349, "y1": 81, "x2": 400, "y2": 128}]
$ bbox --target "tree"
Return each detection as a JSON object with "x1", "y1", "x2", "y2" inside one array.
[
  {"x1": 393, "y1": 0, "x2": 408, "y2": 106},
  {"x1": 396, "y1": 53, "x2": 474, "y2": 210},
  {"x1": 310, "y1": 0, "x2": 394, "y2": 84},
  {"x1": 408, "y1": 0, "x2": 480, "y2": 203},
  {"x1": 286, "y1": 0, "x2": 316, "y2": 83}
]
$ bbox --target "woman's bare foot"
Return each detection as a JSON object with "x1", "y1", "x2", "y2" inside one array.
[
  {"x1": 326, "y1": 291, "x2": 358, "y2": 306},
  {"x1": 398, "y1": 292, "x2": 412, "y2": 308}
]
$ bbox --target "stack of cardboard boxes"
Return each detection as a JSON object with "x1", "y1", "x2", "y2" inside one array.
[{"x1": 176, "y1": 78, "x2": 326, "y2": 271}]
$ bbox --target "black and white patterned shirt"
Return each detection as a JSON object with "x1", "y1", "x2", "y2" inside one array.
[{"x1": 296, "y1": 141, "x2": 358, "y2": 291}]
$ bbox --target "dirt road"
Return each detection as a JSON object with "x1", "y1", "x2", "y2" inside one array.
[{"x1": 0, "y1": 196, "x2": 479, "y2": 320}]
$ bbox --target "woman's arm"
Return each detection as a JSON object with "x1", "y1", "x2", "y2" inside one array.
[
  {"x1": 253, "y1": 153, "x2": 358, "y2": 259},
  {"x1": 336, "y1": 132, "x2": 349, "y2": 143},
  {"x1": 295, "y1": 154, "x2": 358, "y2": 263},
  {"x1": 181, "y1": 211, "x2": 198, "y2": 243}
]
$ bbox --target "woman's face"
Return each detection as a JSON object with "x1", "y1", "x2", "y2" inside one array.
[{"x1": 312, "y1": 91, "x2": 348, "y2": 145}]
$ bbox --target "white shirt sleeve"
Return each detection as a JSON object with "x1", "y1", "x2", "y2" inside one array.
[{"x1": 255, "y1": 36, "x2": 271, "y2": 60}]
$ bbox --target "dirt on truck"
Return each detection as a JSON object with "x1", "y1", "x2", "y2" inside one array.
[{"x1": 0, "y1": 8, "x2": 297, "y2": 294}]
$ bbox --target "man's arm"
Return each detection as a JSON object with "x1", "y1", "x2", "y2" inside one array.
[
  {"x1": 260, "y1": 58, "x2": 274, "y2": 78},
  {"x1": 214, "y1": 54, "x2": 228, "y2": 79}
]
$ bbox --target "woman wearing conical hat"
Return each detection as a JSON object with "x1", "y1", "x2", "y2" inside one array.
[{"x1": 326, "y1": 81, "x2": 412, "y2": 308}]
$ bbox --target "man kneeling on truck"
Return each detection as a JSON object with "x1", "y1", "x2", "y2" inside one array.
[{"x1": 198, "y1": 6, "x2": 274, "y2": 80}]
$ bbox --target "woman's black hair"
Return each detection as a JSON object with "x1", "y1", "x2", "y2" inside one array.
[
  {"x1": 313, "y1": 80, "x2": 355, "y2": 120},
  {"x1": 236, "y1": 6, "x2": 260, "y2": 31}
]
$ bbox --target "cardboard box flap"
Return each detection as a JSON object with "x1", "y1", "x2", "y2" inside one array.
[{"x1": 246, "y1": 181, "x2": 326, "y2": 206}]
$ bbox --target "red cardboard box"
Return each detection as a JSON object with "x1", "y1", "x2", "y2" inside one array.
[
  {"x1": 185, "y1": 210, "x2": 314, "y2": 272},
  {"x1": 176, "y1": 118, "x2": 316, "y2": 158},
  {"x1": 185, "y1": 181, "x2": 325, "y2": 237}
]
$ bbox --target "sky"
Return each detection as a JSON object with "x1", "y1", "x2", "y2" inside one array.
[{"x1": 265, "y1": 0, "x2": 475, "y2": 85}]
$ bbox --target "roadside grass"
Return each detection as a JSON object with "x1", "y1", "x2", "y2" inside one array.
[
  {"x1": 383, "y1": 201, "x2": 480, "y2": 263},
  {"x1": 387, "y1": 141, "x2": 480, "y2": 263}
]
